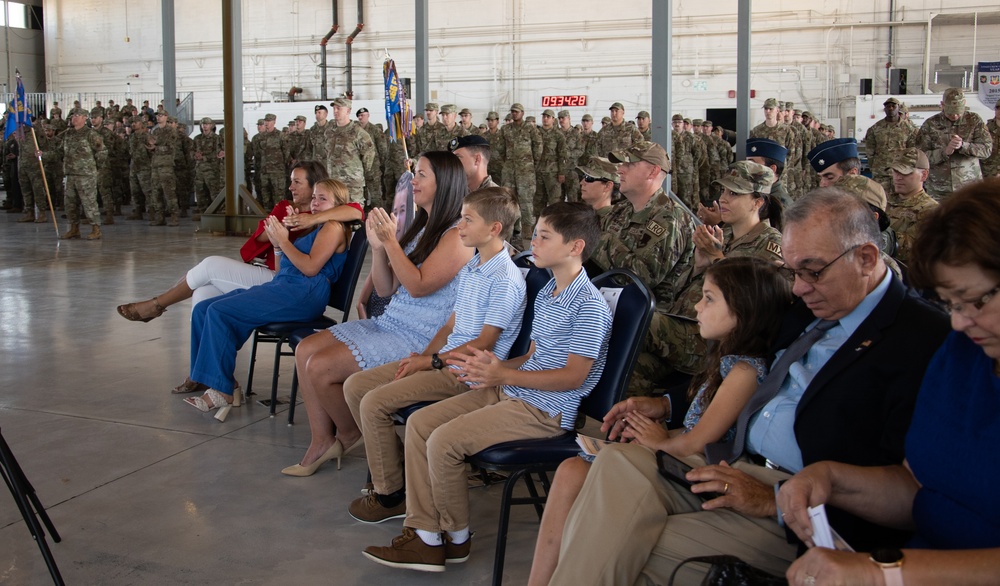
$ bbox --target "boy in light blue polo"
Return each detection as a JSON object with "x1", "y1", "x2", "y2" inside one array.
[
  {"x1": 363, "y1": 201, "x2": 614, "y2": 572},
  {"x1": 343, "y1": 187, "x2": 527, "y2": 524}
]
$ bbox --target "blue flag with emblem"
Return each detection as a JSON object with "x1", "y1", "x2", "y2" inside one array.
[
  {"x1": 4, "y1": 70, "x2": 33, "y2": 141},
  {"x1": 383, "y1": 56, "x2": 412, "y2": 146}
]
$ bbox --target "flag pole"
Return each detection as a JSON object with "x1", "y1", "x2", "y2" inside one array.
[{"x1": 28, "y1": 126, "x2": 58, "y2": 235}]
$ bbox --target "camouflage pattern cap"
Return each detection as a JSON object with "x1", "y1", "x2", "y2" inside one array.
[
  {"x1": 542, "y1": 109, "x2": 556, "y2": 117},
  {"x1": 70, "y1": 107, "x2": 88, "y2": 117},
  {"x1": 609, "y1": 102, "x2": 625, "y2": 111},
  {"x1": 525, "y1": 116, "x2": 536, "y2": 124},
  {"x1": 510, "y1": 103, "x2": 525, "y2": 112},
  {"x1": 167, "y1": 116, "x2": 178, "y2": 124},
  {"x1": 763, "y1": 98, "x2": 779, "y2": 108},
  {"x1": 883, "y1": 97, "x2": 902, "y2": 105},
  {"x1": 200, "y1": 117, "x2": 214, "y2": 124},
  {"x1": 801, "y1": 111, "x2": 813, "y2": 119},
  {"x1": 487, "y1": 111, "x2": 499, "y2": 120},
  {"x1": 608, "y1": 141, "x2": 670, "y2": 172},
  {"x1": 424, "y1": 102, "x2": 439, "y2": 111},
  {"x1": 671, "y1": 113, "x2": 684, "y2": 121},
  {"x1": 601, "y1": 116, "x2": 612, "y2": 124},
  {"x1": 683, "y1": 118, "x2": 692, "y2": 125},
  {"x1": 713, "y1": 160, "x2": 775, "y2": 195},
  {"x1": 808, "y1": 138, "x2": 858, "y2": 172},
  {"x1": 459, "y1": 108, "x2": 472, "y2": 116},
  {"x1": 558, "y1": 110, "x2": 570, "y2": 118},
  {"x1": 777, "y1": 102, "x2": 786, "y2": 112},
  {"x1": 581, "y1": 114, "x2": 593, "y2": 121},
  {"x1": 702, "y1": 120, "x2": 713, "y2": 127},
  {"x1": 295, "y1": 115, "x2": 307, "y2": 122},
  {"x1": 784, "y1": 101, "x2": 794, "y2": 110},
  {"x1": 636, "y1": 111, "x2": 650, "y2": 119},
  {"x1": 331, "y1": 97, "x2": 352, "y2": 109},
  {"x1": 835, "y1": 175, "x2": 888, "y2": 226},
  {"x1": 942, "y1": 88, "x2": 966, "y2": 116},
  {"x1": 264, "y1": 113, "x2": 277, "y2": 121},
  {"x1": 440, "y1": 104, "x2": 457, "y2": 114},
  {"x1": 576, "y1": 156, "x2": 619, "y2": 183},
  {"x1": 256, "y1": 118, "x2": 265, "y2": 125},
  {"x1": 692, "y1": 119, "x2": 704, "y2": 126},
  {"x1": 887, "y1": 148, "x2": 930, "y2": 175},
  {"x1": 89, "y1": 108, "x2": 104, "y2": 118}
]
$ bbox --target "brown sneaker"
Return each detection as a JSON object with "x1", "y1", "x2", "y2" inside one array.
[
  {"x1": 363, "y1": 528, "x2": 445, "y2": 572},
  {"x1": 444, "y1": 532, "x2": 473, "y2": 564},
  {"x1": 349, "y1": 492, "x2": 406, "y2": 524}
]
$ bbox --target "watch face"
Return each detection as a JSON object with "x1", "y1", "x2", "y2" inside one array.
[{"x1": 871, "y1": 548, "x2": 903, "y2": 564}]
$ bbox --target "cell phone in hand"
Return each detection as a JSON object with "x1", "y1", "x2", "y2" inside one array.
[{"x1": 656, "y1": 450, "x2": 723, "y2": 501}]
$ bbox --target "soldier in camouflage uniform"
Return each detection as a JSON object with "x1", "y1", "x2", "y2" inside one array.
[
  {"x1": 306, "y1": 105, "x2": 332, "y2": 163},
  {"x1": 41, "y1": 122, "x2": 64, "y2": 211},
  {"x1": 14, "y1": 126, "x2": 51, "y2": 223},
  {"x1": 864, "y1": 97, "x2": 917, "y2": 195},
  {"x1": 909, "y1": 88, "x2": 992, "y2": 200},
  {"x1": 482, "y1": 111, "x2": 503, "y2": 181},
  {"x1": 256, "y1": 113, "x2": 289, "y2": 209},
  {"x1": 712, "y1": 124, "x2": 734, "y2": 170},
  {"x1": 325, "y1": 97, "x2": 375, "y2": 205},
  {"x1": 89, "y1": 108, "x2": 118, "y2": 223},
  {"x1": 636, "y1": 111, "x2": 652, "y2": 142},
  {"x1": 692, "y1": 119, "x2": 718, "y2": 204},
  {"x1": 575, "y1": 155, "x2": 618, "y2": 229},
  {"x1": 439, "y1": 104, "x2": 468, "y2": 145},
  {"x1": 458, "y1": 108, "x2": 478, "y2": 136},
  {"x1": 779, "y1": 102, "x2": 805, "y2": 199},
  {"x1": 579, "y1": 114, "x2": 598, "y2": 163},
  {"x1": 558, "y1": 110, "x2": 583, "y2": 202},
  {"x1": 684, "y1": 118, "x2": 708, "y2": 205},
  {"x1": 60, "y1": 108, "x2": 107, "y2": 240},
  {"x1": 149, "y1": 111, "x2": 180, "y2": 226},
  {"x1": 49, "y1": 101, "x2": 62, "y2": 121},
  {"x1": 106, "y1": 118, "x2": 130, "y2": 214},
  {"x1": 448, "y1": 134, "x2": 498, "y2": 192},
  {"x1": 173, "y1": 119, "x2": 196, "y2": 217},
  {"x1": 670, "y1": 114, "x2": 697, "y2": 209},
  {"x1": 833, "y1": 174, "x2": 903, "y2": 278},
  {"x1": 887, "y1": 148, "x2": 938, "y2": 263},
  {"x1": 414, "y1": 103, "x2": 450, "y2": 153},
  {"x1": 127, "y1": 117, "x2": 153, "y2": 220},
  {"x1": 595, "y1": 102, "x2": 644, "y2": 157},
  {"x1": 356, "y1": 107, "x2": 387, "y2": 207},
  {"x1": 249, "y1": 119, "x2": 265, "y2": 198},
  {"x1": 382, "y1": 125, "x2": 409, "y2": 202},
  {"x1": 284, "y1": 115, "x2": 309, "y2": 169},
  {"x1": 497, "y1": 103, "x2": 542, "y2": 243},
  {"x1": 983, "y1": 101, "x2": 1000, "y2": 178},
  {"x1": 193, "y1": 117, "x2": 224, "y2": 217},
  {"x1": 535, "y1": 109, "x2": 567, "y2": 215},
  {"x1": 750, "y1": 99, "x2": 796, "y2": 183},
  {"x1": 589, "y1": 142, "x2": 696, "y2": 396},
  {"x1": 121, "y1": 99, "x2": 137, "y2": 119}
]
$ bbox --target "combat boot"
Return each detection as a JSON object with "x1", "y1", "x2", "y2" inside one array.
[
  {"x1": 16, "y1": 210, "x2": 35, "y2": 222},
  {"x1": 60, "y1": 223, "x2": 81, "y2": 239},
  {"x1": 167, "y1": 212, "x2": 180, "y2": 227},
  {"x1": 149, "y1": 212, "x2": 166, "y2": 226},
  {"x1": 86, "y1": 225, "x2": 102, "y2": 240},
  {"x1": 104, "y1": 211, "x2": 116, "y2": 225},
  {"x1": 127, "y1": 207, "x2": 144, "y2": 220},
  {"x1": 33, "y1": 210, "x2": 47, "y2": 223}
]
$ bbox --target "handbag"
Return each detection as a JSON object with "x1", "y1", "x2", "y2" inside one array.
[{"x1": 668, "y1": 555, "x2": 788, "y2": 586}]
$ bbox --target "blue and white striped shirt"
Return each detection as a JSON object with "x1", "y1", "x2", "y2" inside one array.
[
  {"x1": 442, "y1": 251, "x2": 527, "y2": 379},
  {"x1": 503, "y1": 268, "x2": 613, "y2": 429}
]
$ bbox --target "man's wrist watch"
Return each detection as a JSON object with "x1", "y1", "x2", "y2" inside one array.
[
  {"x1": 431, "y1": 353, "x2": 444, "y2": 370},
  {"x1": 869, "y1": 548, "x2": 904, "y2": 586}
]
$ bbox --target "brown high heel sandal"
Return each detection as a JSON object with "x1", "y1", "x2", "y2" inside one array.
[
  {"x1": 116, "y1": 297, "x2": 167, "y2": 323},
  {"x1": 172, "y1": 377, "x2": 209, "y2": 394}
]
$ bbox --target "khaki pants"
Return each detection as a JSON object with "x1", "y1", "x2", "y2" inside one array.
[
  {"x1": 549, "y1": 442, "x2": 795, "y2": 585},
  {"x1": 403, "y1": 388, "x2": 564, "y2": 533},
  {"x1": 343, "y1": 361, "x2": 470, "y2": 495}
]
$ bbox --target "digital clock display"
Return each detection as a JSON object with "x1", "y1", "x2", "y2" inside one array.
[{"x1": 541, "y1": 95, "x2": 588, "y2": 108}]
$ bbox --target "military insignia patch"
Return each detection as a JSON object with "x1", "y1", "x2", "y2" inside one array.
[
  {"x1": 646, "y1": 220, "x2": 666, "y2": 237},
  {"x1": 766, "y1": 241, "x2": 781, "y2": 255}
]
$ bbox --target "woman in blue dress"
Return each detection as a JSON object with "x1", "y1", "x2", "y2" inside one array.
[
  {"x1": 182, "y1": 178, "x2": 352, "y2": 422},
  {"x1": 284, "y1": 151, "x2": 474, "y2": 476}
]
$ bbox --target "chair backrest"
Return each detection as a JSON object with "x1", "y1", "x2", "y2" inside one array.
[
  {"x1": 508, "y1": 251, "x2": 552, "y2": 359},
  {"x1": 329, "y1": 228, "x2": 369, "y2": 322},
  {"x1": 578, "y1": 268, "x2": 656, "y2": 423}
]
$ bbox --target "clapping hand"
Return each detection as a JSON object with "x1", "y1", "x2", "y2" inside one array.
[{"x1": 263, "y1": 215, "x2": 290, "y2": 248}]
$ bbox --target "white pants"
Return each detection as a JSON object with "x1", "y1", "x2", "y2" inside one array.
[{"x1": 186, "y1": 256, "x2": 275, "y2": 309}]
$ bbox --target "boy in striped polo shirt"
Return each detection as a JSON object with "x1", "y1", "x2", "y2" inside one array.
[
  {"x1": 343, "y1": 187, "x2": 527, "y2": 523},
  {"x1": 363, "y1": 202, "x2": 614, "y2": 572}
]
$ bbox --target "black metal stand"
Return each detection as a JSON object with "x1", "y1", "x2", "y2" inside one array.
[{"x1": 0, "y1": 428, "x2": 64, "y2": 585}]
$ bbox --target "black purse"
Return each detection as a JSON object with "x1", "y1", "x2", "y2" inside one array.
[{"x1": 668, "y1": 555, "x2": 788, "y2": 586}]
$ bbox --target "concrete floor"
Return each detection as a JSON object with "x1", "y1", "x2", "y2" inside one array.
[{"x1": 0, "y1": 208, "x2": 543, "y2": 585}]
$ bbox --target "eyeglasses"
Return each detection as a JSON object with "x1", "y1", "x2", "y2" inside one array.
[
  {"x1": 582, "y1": 175, "x2": 611, "y2": 184},
  {"x1": 779, "y1": 244, "x2": 861, "y2": 284},
  {"x1": 939, "y1": 284, "x2": 1000, "y2": 318}
]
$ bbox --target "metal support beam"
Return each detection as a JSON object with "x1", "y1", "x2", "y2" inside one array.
[
  {"x1": 161, "y1": 0, "x2": 176, "y2": 116},
  {"x1": 651, "y1": 1, "x2": 672, "y2": 160},
  {"x1": 415, "y1": 0, "x2": 429, "y2": 112},
  {"x1": 735, "y1": 0, "x2": 752, "y2": 160}
]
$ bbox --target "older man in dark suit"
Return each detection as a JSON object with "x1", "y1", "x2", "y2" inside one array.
[{"x1": 545, "y1": 188, "x2": 950, "y2": 585}]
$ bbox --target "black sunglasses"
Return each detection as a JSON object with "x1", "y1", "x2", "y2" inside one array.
[{"x1": 582, "y1": 175, "x2": 610, "y2": 183}]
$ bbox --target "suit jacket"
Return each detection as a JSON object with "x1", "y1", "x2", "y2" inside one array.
[{"x1": 747, "y1": 273, "x2": 949, "y2": 550}]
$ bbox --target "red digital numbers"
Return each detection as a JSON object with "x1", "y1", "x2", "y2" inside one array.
[{"x1": 541, "y1": 95, "x2": 587, "y2": 108}]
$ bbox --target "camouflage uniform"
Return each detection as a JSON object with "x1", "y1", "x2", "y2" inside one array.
[
  {"x1": 498, "y1": 117, "x2": 543, "y2": 239},
  {"x1": 284, "y1": 128, "x2": 308, "y2": 167},
  {"x1": 108, "y1": 126, "x2": 130, "y2": 211},
  {"x1": 257, "y1": 126, "x2": 289, "y2": 208},
  {"x1": 671, "y1": 129, "x2": 697, "y2": 209},
  {"x1": 888, "y1": 188, "x2": 937, "y2": 263},
  {"x1": 41, "y1": 126, "x2": 64, "y2": 210},
  {"x1": 579, "y1": 129, "x2": 599, "y2": 162},
  {"x1": 92, "y1": 123, "x2": 118, "y2": 217},
  {"x1": 306, "y1": 121, "x2": 332, "y2": 164},
  {"x1": 325, "y1": 121, "x2": 376, "y2": 205},
  {"x1": 535, "y1": 124, "x2": 567, "y2": 215},
  {"x1": 382, "y1": 127, "x2": 409, "y2": 204},
  {"x1": 909, "y1": 110, "x2": 992, "y2": 199},
  {"x1": 149, "y1": 123, "x2": 179, "y2": 221},
  {"x1": 359, "y1": 121, "x2": 387, "y2": 207},
  {"x1": 175, "y1": 126, "x2": 196, "y2": 212},
  {"x1": 694, "y1": 129, "x2": 716, "y2": 204},
  {"x1": 864, "y1": 117, "x2": 917, "y2": 194},
  {"x1": 595, "y1": 122, "x2": 643, "y2": 158},
  {"x1": 483, "y1": 126, "x2": 504, "y2": 181},
  {"x1": 414, "y1": 121, "x2": 452, "y2": 153},
  {"x1": 16, "y1": 131, "x2": 49, "y2": 215},
  {"x1": 193, "y1": 125, "x2": 225, "y2": 211},
  {"x1": 62, "y1": 122, "x2": 106, "y2": 226},
  {"x1": 982, "y1": 117, "x2": 1000, "y2": 178},
  {"x1": 640, "y1": 127, "x2": 652, "y2": 142},
  {"x1": 560, "y1": 121, "x2": 583, "y2": 202},
  {"x1": 128, "y1": 126, "x2": 154, "y2": 217},
  {"x1": 782, "y1": 122, "x2": 806, "y2": 198}
]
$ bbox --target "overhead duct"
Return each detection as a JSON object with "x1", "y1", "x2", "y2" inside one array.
[
  {"x1": 345, "y1": 0, "x2": 364, "y2": 98},
  {"x1": 319, "y1": 0, "x2": 339, "y2": 100}
]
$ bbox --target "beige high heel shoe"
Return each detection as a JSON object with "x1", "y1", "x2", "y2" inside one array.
[
  {"x1": 183, "y1": 385, "x2": 242, "y2": 422},
  {"x1": 281, "y1": 440, "x2": 345, "y2": 477}
]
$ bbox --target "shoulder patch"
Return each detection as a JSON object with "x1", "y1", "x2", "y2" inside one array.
[
  {"x1": 645, "y1": 220, "x2": 666, "y2": 237},
  {"x1": 766, "y1": 241, "x2": 782, "y2": 255}
]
